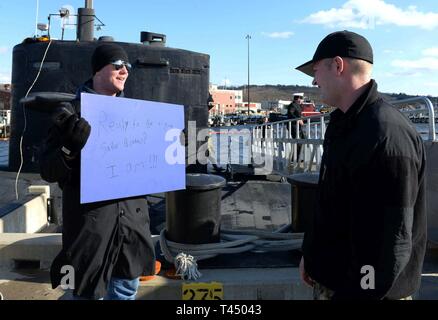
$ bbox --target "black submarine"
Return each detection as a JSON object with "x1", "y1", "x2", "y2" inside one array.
[
  {"x1": 6, "y1": 0, "x2": 223, "y2": 243},
  {"x1": 9, "y1": 0, "x2": 210, "y2": 174}
]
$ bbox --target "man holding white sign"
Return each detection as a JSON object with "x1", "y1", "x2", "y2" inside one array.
[{"x1": 39, "y1": 44, "x2": 156, "y2": 300}]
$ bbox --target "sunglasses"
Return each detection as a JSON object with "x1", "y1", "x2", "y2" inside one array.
[{"x1": 111, "y1": 60, "x2": 132, "y2": 71}]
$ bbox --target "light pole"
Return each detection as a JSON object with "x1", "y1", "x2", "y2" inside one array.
[{"x1": 245, "y1": 34, "x2": 251, "y2": 116}]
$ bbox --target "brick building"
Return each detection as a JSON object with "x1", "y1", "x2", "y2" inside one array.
[
  {"x1": 0, "y1": 84, "x2": 11, "y2": 110},
  {"x1": 209, "y1": 84, "x2": 243, "y2": 115}
]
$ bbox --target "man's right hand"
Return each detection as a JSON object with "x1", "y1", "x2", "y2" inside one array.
[
  {"x1": 299, "y1": 257, "x2": 315, "y2": 288},
  {"x1": 60, "y1": 115, "x2": 91, "y2": 156}
]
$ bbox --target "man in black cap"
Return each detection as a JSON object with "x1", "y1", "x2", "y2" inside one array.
[
  {"x1": 39, "y1": 43, "x2": 156, "y2": 300},
  {"x1": 296, "y1": 31, "x2": 427, "y2": 300}
]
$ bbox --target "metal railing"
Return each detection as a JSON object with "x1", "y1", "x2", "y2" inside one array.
[
  {"x1": 0, "y1": 110, "x2": 11, "y2": 139},
  {"x1": 209, "y1": 97, "x2": 435, "y2": 178},
  {"x1": 248, "y1": 96, "x2": 436, "y2": 177},
  {"x1": 251, "y1": 115, "x2": 329, "y2": 176},
  {"x1": 392, "y1": 97, "x2": 436, "y2": 141}
]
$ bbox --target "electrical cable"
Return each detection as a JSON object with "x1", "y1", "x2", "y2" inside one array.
[{"x1": 15, "y1": 39, "x2": 53, "y2": 200}]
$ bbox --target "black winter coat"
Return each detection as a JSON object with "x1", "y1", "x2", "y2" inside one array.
[
  {"x1": 39, "y1": 80, "x2": 155, "y2": 299},
  {"x1": 287, "y1": 102, "x2": 302, "y2": 119},
  {"x1": 302, "y1": 80, "x2": 427, "y2": 300},
  {"x1": 286, "y1": 102, "x2": 304, "y2": 139}
]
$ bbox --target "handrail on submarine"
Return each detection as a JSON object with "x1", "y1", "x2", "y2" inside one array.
[{"x1": 392, "y1": 96, "x2": 436, "y2": 141}]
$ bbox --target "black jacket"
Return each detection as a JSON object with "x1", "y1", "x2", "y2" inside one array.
[
  {"x1": 286, "y1": 102, "x2": 304, "y2": 139},
  {"x1": 287, "y1": 102, "x2": 302, "y2": 119},
  {"x1": 302, "y1": 80, "x2": 427, "y2": 300},
  {"x1": 39, "y1": 79, "x2": 155, "y2": 299}
]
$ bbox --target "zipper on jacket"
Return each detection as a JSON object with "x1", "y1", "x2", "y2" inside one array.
[{"x1": 321, "y1": 164, "x2": 327, "y2": 182}]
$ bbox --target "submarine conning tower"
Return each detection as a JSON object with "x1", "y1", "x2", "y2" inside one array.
[{"x1": 9, "y1": 0, "x2": 209, "y2": 173}]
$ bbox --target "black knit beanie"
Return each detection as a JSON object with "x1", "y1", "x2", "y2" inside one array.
[{"x1": 91, "y1": 44, "x2": 129, "y2": 74}]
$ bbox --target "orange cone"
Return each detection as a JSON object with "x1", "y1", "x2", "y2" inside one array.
[{"x1": 139, "y1": 260, "x2": 161, "y2": 282}]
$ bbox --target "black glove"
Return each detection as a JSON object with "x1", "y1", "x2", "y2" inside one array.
[
  {"x1": 60, "y1": 115, "x2": 91, "y2": 156},
  {"x1": 51, "y1": 102, "x2": 76, "y2": 128}
]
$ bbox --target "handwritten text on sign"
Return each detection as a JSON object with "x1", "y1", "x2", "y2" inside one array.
[{"x1": 80, "y1": 93, "x2": 185, "y2": 204}]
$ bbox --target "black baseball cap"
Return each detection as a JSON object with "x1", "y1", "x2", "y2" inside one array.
[{"x1": 296, "y1": 30, "x2": 373, "y2": 77}]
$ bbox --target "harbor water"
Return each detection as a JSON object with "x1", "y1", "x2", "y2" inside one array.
[{"x1": 0, "y1": 140, "x2": 8, "y2": 167}]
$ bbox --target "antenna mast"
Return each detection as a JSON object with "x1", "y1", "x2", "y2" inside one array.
[{"x1": 35, "y1": 0, "x2": 39, "y2": 37}]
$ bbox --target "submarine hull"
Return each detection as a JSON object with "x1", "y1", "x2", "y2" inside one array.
[{"x1": 9, "y1": 40, "x2": 210, "y2": 173}]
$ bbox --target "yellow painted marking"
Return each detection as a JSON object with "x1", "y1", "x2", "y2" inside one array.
[{"x1": 182, "y1": 282, "x2": 224, "y2": 300}]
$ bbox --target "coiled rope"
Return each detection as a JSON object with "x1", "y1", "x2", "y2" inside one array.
[{"x1": 159, "y1": 225, "x2": 303, "y2": 280}]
